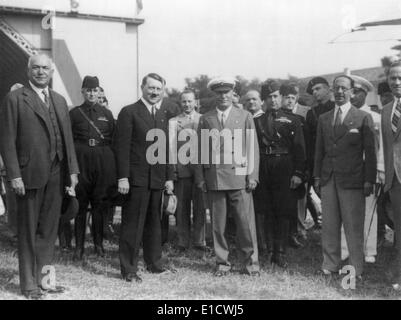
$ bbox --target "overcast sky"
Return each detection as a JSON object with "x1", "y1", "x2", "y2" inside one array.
[{"x1": 138, "y1": 0, "x2": 401, "y2": 89}]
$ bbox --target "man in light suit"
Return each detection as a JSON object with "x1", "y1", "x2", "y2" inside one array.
[
  {"x1": 381, "y1": 61, "x2": 401, "y2": 289},
  {"x1": 115, "y1": 73, "x2": 179, "y2": 283},
  {"x1": 195, "y1": 77, "x2": 260, "y2": 276},
  {"x1": 314, "y1": 75, "x2": 376, "y2": 282},
  {"x1": 0, "y1": 54, "x2": 79, "y2": 299},
  {"x1": 168, "y1": 88, "x2": 205, "y2": 252}
]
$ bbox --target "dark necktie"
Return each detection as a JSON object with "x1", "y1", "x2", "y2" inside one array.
[
  {"x1": 334, "y1": 107, "x2": 342, "y2": 134},
  {"x1": 220, "y1": 113, "x2": 225, "y2": 128},
  {"x1": 42, "y1": 90, "x2": 49, "y2": 108},
  {"x1": 151, "y1": 105, "x2": 156, "y2": 121},
  {"x1": 392, "y1": 99, "x2": 401, "y2": 133}
]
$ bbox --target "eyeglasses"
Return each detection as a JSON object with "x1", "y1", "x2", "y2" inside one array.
[{"x1": 332, "y1": 86, "x2": 353, "y2": 92}]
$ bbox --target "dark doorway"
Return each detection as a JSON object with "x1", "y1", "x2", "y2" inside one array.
[{"x1": 0, "y1": 30, "x2": 29, "y2": 101}]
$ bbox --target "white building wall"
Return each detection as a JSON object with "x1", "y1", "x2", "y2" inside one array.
[{"x1": 52, "y1": 16, "x2": 139, "y2": 117}]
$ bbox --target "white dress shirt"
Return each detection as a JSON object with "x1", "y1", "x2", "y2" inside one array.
[
  {"x1": 29, "y1": 81, "x2": 49, "y2": 105},
  {"x1": 217, "y1": 105, "x2": 233, "y2": 126},
  {"x1": 333, "y1": 102, "x2": 352, "y2": 125}
]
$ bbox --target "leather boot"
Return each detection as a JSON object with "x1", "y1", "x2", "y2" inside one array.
[
  {"x1": 264, "y1": 215, "x2": 275, "y2": 262},
  {"x1": 272, "y1": 218, "x2": 289, "y2": 268},
  {"x1": 92, "y1": 207, "x2": 105, "y2": 257},
  {"x1": 73, "y1": 210, "x2": 86, "y2": 260}
]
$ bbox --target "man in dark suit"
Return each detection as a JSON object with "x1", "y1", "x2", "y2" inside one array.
[
  {"x1": 115, "y1": 73, "x2": 179, "y2": 283},
  {"x1": 195, "y1": 77, "x2": 260, "y2": 276},
  {"x1": 314, "y1": 75, "x2": 376, "y2": 282},
  {"x1": 0, "y1": 54, "x2": 79, "y2": 299},
  {"x1": 381, "y1": 61, "x2": 401, "y2": 289}
]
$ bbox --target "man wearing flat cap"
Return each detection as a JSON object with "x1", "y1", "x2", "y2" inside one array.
[
  {"x1": 0, "y1": 54, "x2": 79, "y2": 299},
  {"x1": 337, "y1": 75, "x2": 384, "y2": 264},
  {"x1": 70, "y1": 76, "x2": 116, "y2": 260},
  {"x1": 195, "y1": 76, "x2": 260, "y2": 276},
  {"x1": 253, "y1": 82, "x2": 306, "y2": 268}
]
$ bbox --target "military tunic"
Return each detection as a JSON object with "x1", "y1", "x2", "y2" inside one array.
[
  {"x1": 254, "y1": 108, "x2": 306, "y2": 263},
  {"x1": 69, "y1": 102, "x2": 116, "y2": 256}
]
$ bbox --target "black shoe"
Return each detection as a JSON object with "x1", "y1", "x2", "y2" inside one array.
[
  {"x1": 193, "y1": 245, "x2": 206, "y2": 252},
  {"x1": 94, "y1": 245, "x2": 105, "y2": 257},
  {"x1": 176, "y1": 245, "x2": 187, "y2": 253},
  {"x1": 241, "y1": 269, "x2": 261, "y2": 277},
  {"x1": 23, "y1": 290, "x2": 44, "y2": 300},
  {"x1": 288, "y1": 235, "x2": 304, "y2": 249},
  {"x1": 73, "y1": 249, "x2": 84, "y2": 261},
  {"x1": 214, "y1": 270, "x2": 229, "y2": 277},
  {"x1": 147, "y1": 265, "x2": 167, "y2": 274},
  {"x1": 40, "y1": 285, "x2": 67, "y2": 294},
  {"x1": 123, "y1": 273, "x2": 142, "y2": 283}
]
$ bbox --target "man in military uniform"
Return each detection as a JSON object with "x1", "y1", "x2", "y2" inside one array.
[
  {"x1": 195, "y1": 77, "x2": 260, "y2": 276},
  {"x1": 280, "y1": 83, "x2": 309, "y2": 248},
  {"x1": 254, "y1": 80, "x2": 306, "y2": 268},
  {"x1": 305, "y1": 77, "x2": 335, "y2": 228},
  {"x1": 70, "y1": 76, "x2": 116, "y2": 260}
]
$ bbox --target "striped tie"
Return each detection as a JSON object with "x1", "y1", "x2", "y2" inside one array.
[{"x1": 392, "y1": 99, "x2": 401, "y2": 133}]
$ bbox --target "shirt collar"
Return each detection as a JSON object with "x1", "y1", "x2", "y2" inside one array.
[
  {"x1": 216, "y1": 105, "x2": 233, "y2": 118},
  {"x1": 252, "y1": 109, "x2": 264, "y2": 118},
  {"x1": 141, "y1": 97, "x2": 162, "y2": 112},
  {"x1": 335, "y1": 101, "x2": 351, "y2": 114},
  {"x1": 29, "y1": 81, "x2": 49, "y2": 97}
]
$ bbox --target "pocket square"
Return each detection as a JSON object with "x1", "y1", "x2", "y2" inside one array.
[{"x1": 349, "y1": 128, "x2": 359, "y2": 133}]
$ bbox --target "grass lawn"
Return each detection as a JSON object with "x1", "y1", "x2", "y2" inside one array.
[{"x1": 0, "y1": 217, "x2": 400, "y2": 300}]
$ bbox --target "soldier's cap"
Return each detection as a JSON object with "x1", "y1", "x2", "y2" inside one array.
[
  {"x1": 82, "y1": 76, "x2": 99, "y2": 89},
  {"x1": 350, "y1": 75, "x2": 373, "y2": 94},
  {"x1": 279, "y1": 83, "x2": 299, "y2": 96},
  {"x1": 378, "y1": 81, "x2": 391, "y2": 95},
  {"x1": 261, "y1": 80, "x2": 281, "y2": 101},
  {"x1": 207, "y1": 77, "x2": 236, "y2": 92},
  {"x1": 306, "y1": 77, "x2": 329, "y2": 95}
]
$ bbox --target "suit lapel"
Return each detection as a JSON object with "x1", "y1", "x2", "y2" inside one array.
[
  {"x1": 23, "y1": 87, "x2": 48, "y2": 123},
  {"x1": 137, "y1": 100, "x2": 154, "y2": 128},
  {"x1": 224, "y1": 107, "x2": 238, "y2": 130},
  {"x1": 49, "y1": 90, "x2": 66, "y2": 134},
  {"x1": 325, "y1": 109, "x2": 336, "y2": 140},
  {"x1": 156, "y1": 100, "x2": 169, "y2": 126},
  {"x1": 206, "y1": 108, "x2": 221, "y2": 130}
]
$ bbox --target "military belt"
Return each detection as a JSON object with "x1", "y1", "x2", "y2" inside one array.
[
  {"x1": 75, "y1": 138, "x2": 110, "y2": 147},
  {"x1": 260, "y1": 146, "x2": 289, "y2": 156}
]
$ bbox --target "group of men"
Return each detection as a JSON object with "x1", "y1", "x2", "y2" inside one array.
[{"x1": 2, "y1": 52, "x2": 401, "y2": 299}]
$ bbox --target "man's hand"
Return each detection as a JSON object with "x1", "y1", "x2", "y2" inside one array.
[
  {"x1": 378, "y1": 171, "x2": 385, "y2": 184},
  {"x1": 290, "y1": 175, "x2": 302, "y2": 189},
  {"x1": 313, "y1": 178, "x2": 321, "y2": 197},
  {"x1": 11, "y1": 177, "x2": 25, "y2": 196},
  {"x1": 247, "y1": 179, "x2": 258, "y2": 191},
  {"x1": 197, "y1": 180, "x2": 207, "y2": 193},
  {"x1": 118, "y1": 178, "x2": 130, "y2": 195},
  {"x1": 165, "y1": 180, "x2": 174, "y2": 194},
  {"x1": 70, "y1": 174, "x2": 78, "y2": 189},
  {"x1": 364, "y1": 182, "x2": 374, "y2": 197}
]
